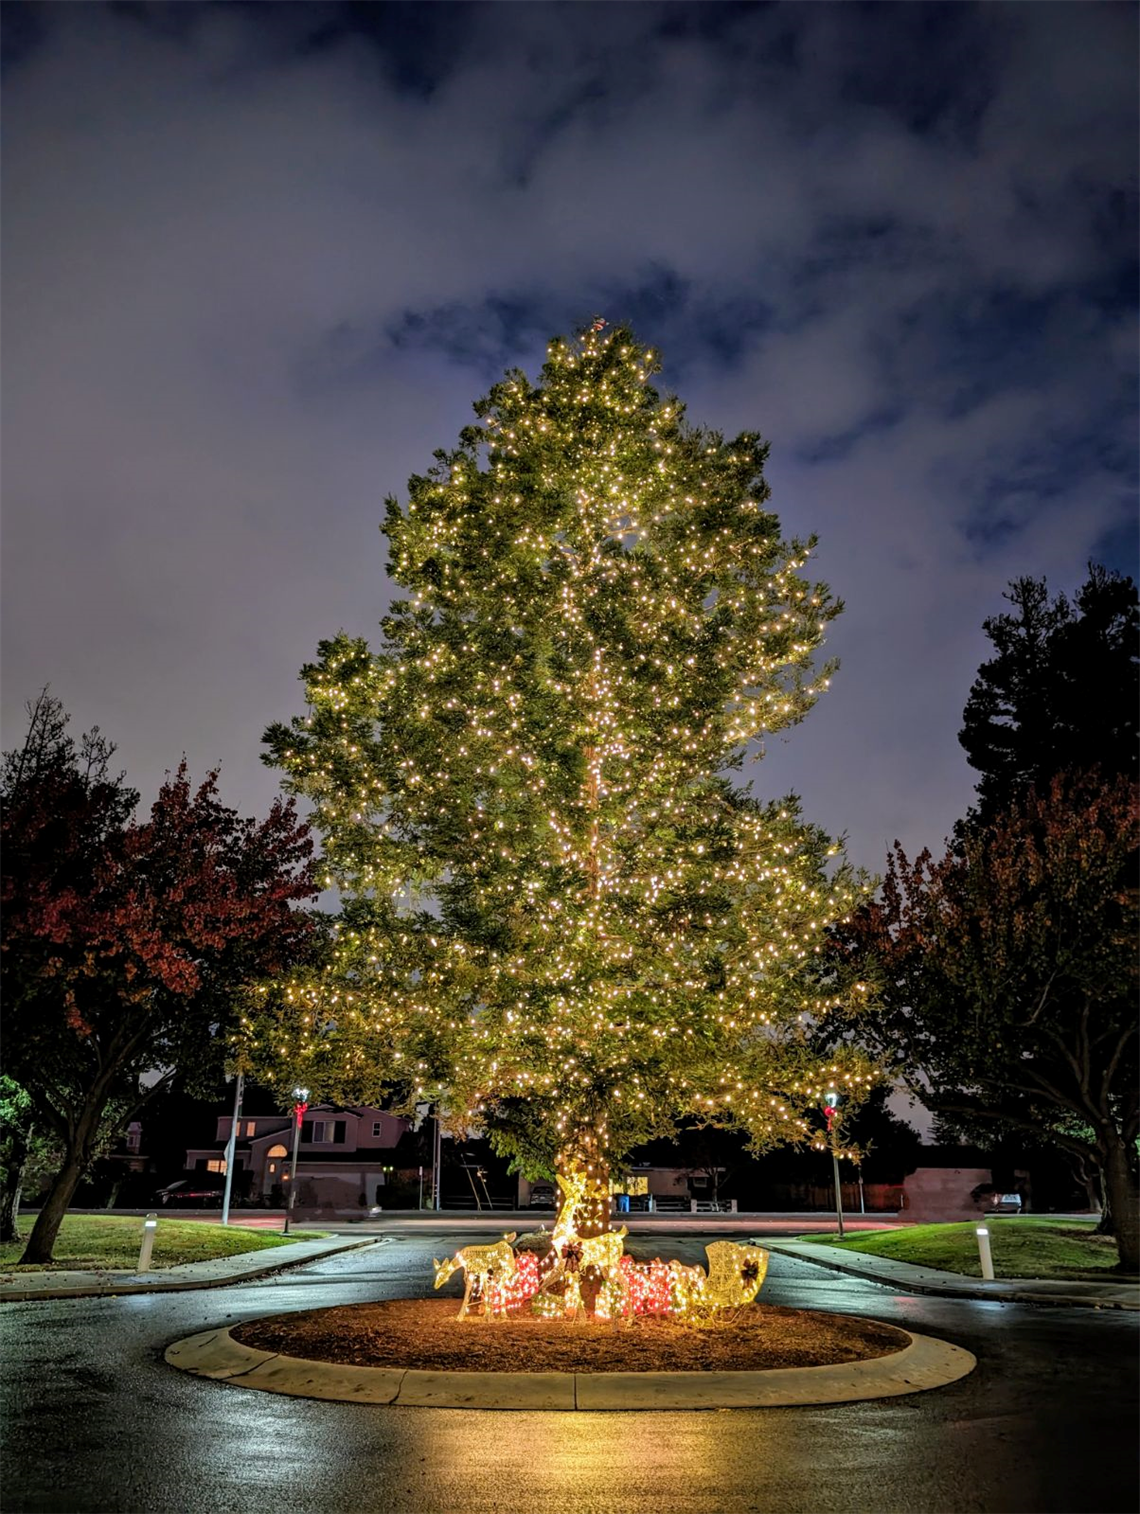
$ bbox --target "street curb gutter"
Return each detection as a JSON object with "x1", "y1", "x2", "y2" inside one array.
[
  {"x1": 0, "y1": 1237, "x2": 379, "y2": 1303},
  {"x1": 763, "y1": 1240, "x2": 1140, "y2": 1311},
  {"x1": 164, "y1": 1323, "x2": 975, "y2": 1410}
]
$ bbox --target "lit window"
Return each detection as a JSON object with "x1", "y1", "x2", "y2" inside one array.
[
  {"x1": 206, "y1": 1159, "x2": 227, "y2": 1174},
  {"x1": 266, "y1": 1144, "x2": 288, "y2": 1158},
  {"x1": 244, "y1": 1121, "x2": 256, "y2": 1137}
]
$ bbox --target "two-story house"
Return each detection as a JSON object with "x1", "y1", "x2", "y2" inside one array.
[{"x1": 184, "y1": 1105, "x2": 413, "y2": 1211}]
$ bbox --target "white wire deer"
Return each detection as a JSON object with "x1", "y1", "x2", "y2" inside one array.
[{"x1": 433, "y1": 1234, "x2": 518, "y2": 1319}]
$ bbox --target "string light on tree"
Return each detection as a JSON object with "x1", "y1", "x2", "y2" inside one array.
[{"x1": 246, "y1": 319, "x2": 881, "y2": 1305}]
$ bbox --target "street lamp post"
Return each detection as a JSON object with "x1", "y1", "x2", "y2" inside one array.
[
  {"x1": 432, "y1": 1107, "x2": 442, "y2": 1211},
  {"x1": 220, "y1": 1070, "x2": 244, "y2": 1227},
  {"x1": 283, "y1": 1085, "x2": 309, "y2": 1235},
  {"x1": 824, "y1": 1090, "x2": 845, "y2": 1240}
]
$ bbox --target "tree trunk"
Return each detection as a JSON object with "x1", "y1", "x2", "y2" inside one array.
[
  {"x1": 18, "y1": 1153, "x2": 87, "y2": 1264},
  {"x1": 1069, "y1": 1152, "x2": 1104, "y2": 1216},
  {"x1": 1082, "y1": 1171, "x2": 1103, "y2": 1215},
  {"x1": 18, "y1": 1098, "x2": 106, "y2": 1264},
  {"x1": 0, "y1": 1122, "x2": 31, "y2": 1244},
  {"x1": 554, "y1": 1134, "x2": 613, "y2": 1240},
  {"x1": 1101, "y1": 1130, "x2": 1139, "y2": 1273}
]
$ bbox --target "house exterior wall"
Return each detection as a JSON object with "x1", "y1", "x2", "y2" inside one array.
[
  {"x1": 901, "y1": 1166, "x2": 993, "y2": 1221},
  {"x1": 635, "y1": 1167, "x2": 696, "y2": 1197},
  {"x1": 187, "y1": 1105, "x2": 413, "y2": 1201},
  {"x1": 216, "y1": 1108, "x2": 408, "y2": 1153},
  {"x1": 516, "y1": 1166, "x2": 697, "y2": 1206},
  {"x1": 290, "y1": 1164, "x2": 399, "y2": 1211}
]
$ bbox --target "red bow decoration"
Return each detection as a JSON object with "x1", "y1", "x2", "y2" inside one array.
[
  {"x1": 741, "y1": 1259, "x2": 760, "y2": 1283},
  {"x1": 294, "y1": 1102, "x2": 308, "y2": 1128},
  {"x1": 561, "y1": 1241, "x2": 584, "y2": 1272}
]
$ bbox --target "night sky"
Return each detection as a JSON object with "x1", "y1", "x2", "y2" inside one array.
[{"x1": 3, "y1": 2, "x2": 1136, "y2": 877}]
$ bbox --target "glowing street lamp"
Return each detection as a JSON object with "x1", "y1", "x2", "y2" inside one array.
[
  {"x1": 823, "y1": 1089, "x2": 845, "y2": 1240},
  {"x1": 283, "y1": 1085, "x2": 309, "y2": 1235}
]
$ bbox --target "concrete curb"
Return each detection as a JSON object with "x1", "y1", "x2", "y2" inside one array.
[
  {"x1": 0, "y1": 1237, "x2": 379, "y2": 1303},
  {"x1": 164, "y1": 1321, "x2": 976, "y2": 1410},
  {"x1": 763, "y1": 1239, "x2": 1140, "y2": 1311}
]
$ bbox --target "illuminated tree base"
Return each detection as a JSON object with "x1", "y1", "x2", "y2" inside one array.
[{"x1": 432, "y1": 1161, "x2": 770, "y2": 1325}]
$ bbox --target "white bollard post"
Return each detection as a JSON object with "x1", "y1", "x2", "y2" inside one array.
[
  {"x1": 137, "y1": 1212, "x2": 158, "y2": 1273},
  {"x1": 975, "y1": 1224, "x2": 995, "y2": 1280}
]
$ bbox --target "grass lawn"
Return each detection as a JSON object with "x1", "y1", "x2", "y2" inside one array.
[
  {"x1": 800, "y1": 1217, "x2": 1130, "y2": 1281},
  {"x1": 0, "y1": 1215, "x2": 326, "y2": 1272}
]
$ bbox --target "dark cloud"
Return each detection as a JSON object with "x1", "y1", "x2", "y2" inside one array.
[{"x1": 2, "y1": 0, "x2": 1136, "y2": 876}]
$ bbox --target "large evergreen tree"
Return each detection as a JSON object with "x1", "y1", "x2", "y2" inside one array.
[
  {"x1": 254, "y1": 322, "x2": 876, "y2": 1237},
  {"x1": 959, "y1": 565, "x2": 1138, "y2": 822}
]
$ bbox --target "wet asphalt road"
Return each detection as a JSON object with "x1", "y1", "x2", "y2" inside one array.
[{"x1": 1, "y1": 1231, "x2": 1136, "y2": 1514}]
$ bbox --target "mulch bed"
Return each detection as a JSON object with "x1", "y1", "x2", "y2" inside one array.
[{"x1": 233, "y1": 1298, "x2": 908, "y2": 1374}]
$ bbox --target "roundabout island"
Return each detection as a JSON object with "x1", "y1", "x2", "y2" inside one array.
[
  {"x1": 166, "y1": 1217, "x2": 976, "y2": 1410},
  {"x1": 165, "y1": 1305, "x2": 975, "y2": 1410},
  {"x1": 165, "y1": 1229, "x2": 975, "y2": 1411}
]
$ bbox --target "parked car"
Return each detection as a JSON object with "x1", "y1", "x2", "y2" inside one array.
[
  {"x1": 155, "y1": 1181, "x2": 224, "y2": 1207},
  {"x1": 528, "y1": 1184, "x2": 556, "y2": 1208},
  {"x1": 988, "y1": 1192, "x2": 1024, "y2": 1214}
]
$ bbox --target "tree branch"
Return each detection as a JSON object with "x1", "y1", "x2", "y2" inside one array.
[{"x1": 925, "y1": 1098, "x2": 1097, "y2": 1159}]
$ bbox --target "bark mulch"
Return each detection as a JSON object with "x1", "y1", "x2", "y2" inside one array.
[{"x1": 233, "y1": 1299, "x2": 908, "y2": 1374}]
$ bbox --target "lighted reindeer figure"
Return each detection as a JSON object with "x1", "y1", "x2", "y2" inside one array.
[
  {"x1": 433, "y1": 1233, "x2": 518, "y2": 1320},
  {"x1": 535, "y1": 1167, "x2": 630, "y2": 1317},
  {"x1": 667, "y1": 1258, "x2": 708, "y2": 1315},
  {"x1": 539, "y1": 1227, "x2": 630, "y2": 1318},
  {"x1": 549, "y1": 1165, "x2": 593, "y2": 1255}
]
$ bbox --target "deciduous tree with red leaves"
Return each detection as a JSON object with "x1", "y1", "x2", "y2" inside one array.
[
  {"x1": 839, "y1": 772, "x2": 1139, "y2": 1271},
  {"x1": 1, "y1": 693, "x2": 319, "y2": 1263}
]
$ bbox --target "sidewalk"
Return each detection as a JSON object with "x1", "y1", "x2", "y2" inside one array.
[
  {"x1": 763, "y1": 1238, "x2": 1140, "y2": 1311},
  {"x1": 0, "y1": 1234, "x2": 378, "y2": 1303}
]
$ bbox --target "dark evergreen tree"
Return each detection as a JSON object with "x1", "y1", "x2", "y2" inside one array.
[{"x1": 959, "y1": 565, "x2": 1138, "y2": 822}]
